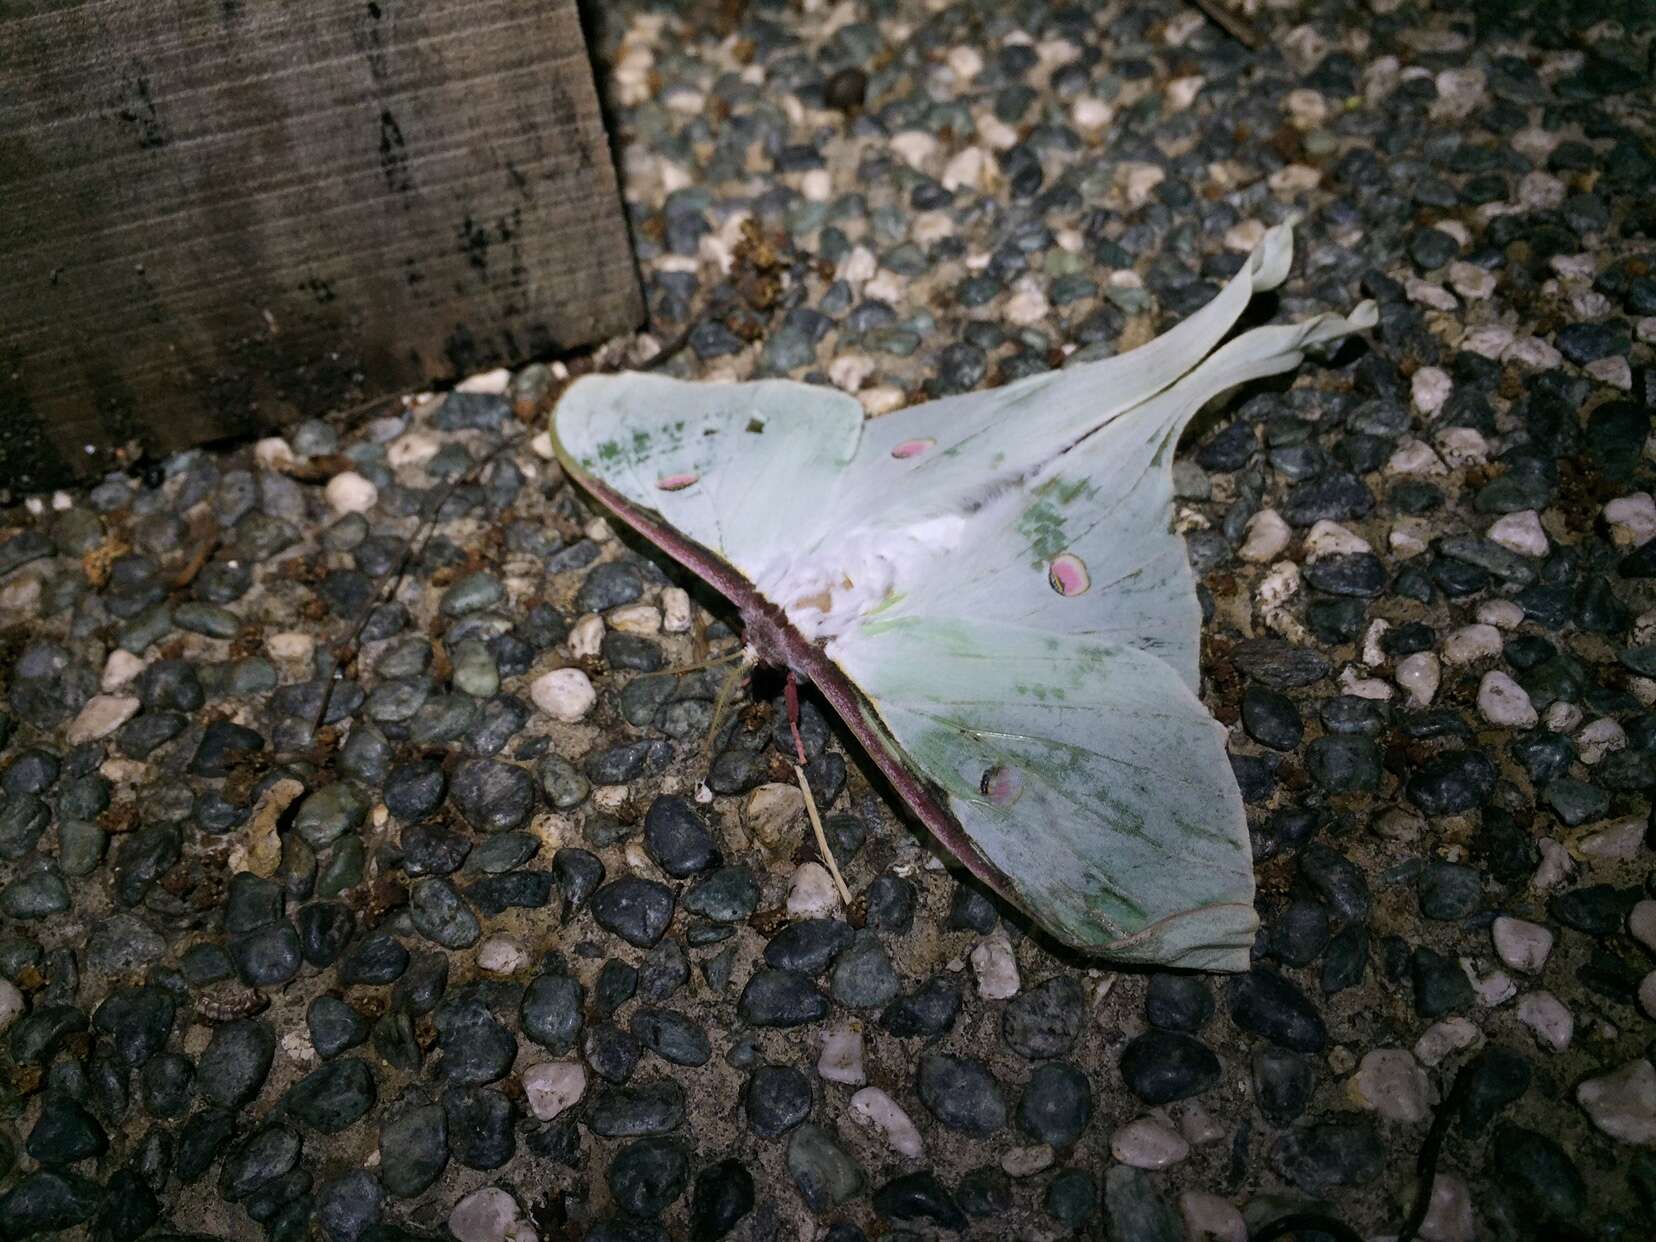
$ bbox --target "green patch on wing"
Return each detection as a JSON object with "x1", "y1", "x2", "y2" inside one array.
[{"x1": 1015, "y1": 474, "x2": 1099, "y2": 567}]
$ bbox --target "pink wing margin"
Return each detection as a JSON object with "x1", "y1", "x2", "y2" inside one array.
[{"x1": 561, "y1": 464, "x2": 1025, "y2": 913}]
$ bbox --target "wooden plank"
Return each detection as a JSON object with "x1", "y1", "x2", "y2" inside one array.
[{"x1": 0, "y1": 0, "x2": 642, "y2": 492}]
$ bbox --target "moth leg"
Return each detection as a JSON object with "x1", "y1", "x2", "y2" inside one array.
[
  {"x1": 784, "y1": 671, "x2": 809, "y2": 766},
  {"x1": 701, "y1": 647, "x2": 759, "y2": 770},
  {"x1": 658, "y1": 648, "x2": 746, "y2": 676}
]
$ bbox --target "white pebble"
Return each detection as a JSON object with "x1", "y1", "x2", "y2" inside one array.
[
  {"x1": 817, "y1": 1023, "x2": 866, "y2": 1085},
  {"x1": 1070, "y1": 96, "x2": 1114, "y2": 131},
  {"x1": 1223, "y1": 220, "x2": 1266, "y2": 253},
  {"x1": 66, "y1": 695, "x2": 140, "y2": 745},
  {"x1": 1518, "y1": 169, "x2": 1566, "y2": 210},
  {"x1": 1361, "y1": 619, "x2": 1391, "y2": 668},
  {"x1": 799, "y1": 169, "x2": 832, "y2": 202},
  {"x1": 1395, "y1": 653, "x2": 1441, "y2": 707},
  {"x1": 1447, "y1": 261, "x2": 1497, "y2": 301},
  {"x1": 1005, "y1": 276, "x2": 1050, "y2": 326},
  {"x1": 661, "y1": 588, "x2": 692, "y2": 634},
  {"x1": 1602, "y1": 492, "x2": 1656, "y2": 547},
  {"x1": 1389, "y1": 523, "x2": 1428, "y2": 562},
  {"x1": 448, "y1": 1187, "x2": 537, "y2": 1242},
  {"x1": 1543, "y1": 700, "x2": 1584, "y2": 732},
  {"x1": 265, "y1": 631, "x2": 315, "y2": 663},
  {"x1": 253, "y1": 437, "x2": 296, "y2": 471},
  {"x1": 1491, "y1": 917, "x2": 1553, "y2": 974},
  {"x1": 0, "y1": 979, "x2": 24, "y2": 1033},
  {"x1": 1417, "y1": 1174, "x2": 1477, "y2": 1242},
  {"x1": 1267, "y1": 164, "x2": 1321, "y2": 195},
  {"x1": 1350, "y1": 1048, "x2": 1431, "y2": 1123},
  {"x1": 1437, "y1": 426, "x2": 1488, "y2": 467},
  {"x1": 1487, "y1": 509, "x2": 1548, "y2": 557},
  {"x1": 889, "y1": 130, "x2": 938, "y2": 170},
  {"x1": 1575, "y1": 717, "x2": 1627, "y2": 767},
  {"x1": 1238, "y1": 509, "x2": 1290, "y2": 562},
  {"x1": 1180, "y1": 1190, "x2": 1248, "y2": 1242},
  {"x1": 1305, "y1": 519, "x2": 1370, "y2": 558},
  {"x1": 1110, "y1": 1117, "x2": 1189, "y2": 1169},
  {"x1": 1177, "y1": 1102, "x2": 1225, "y2": 1145},
  {"x1": 1406, "y1": 275, "x2": 1458, "y2": 311},
  {"x1": 1516, "y1": 990, "x2": 1573, "y2": 1052},
  {"x1": 1339, "y1": 669, "x2": 1393, "y2": 701},
  {"x1": 969, "y1": 929, "x2": 1020, "y2": 1000},
  {"x1": 1629, "y1": 899, "x2": 1656, "y2": 953},
  {"x1": 0, "y1": 573, "x2": 42, "y2": 614},
  {"x1": 1577, "y1": 1059, "x2": 1656, "y2": 1146},
  {"x1": 859, "y1": 385, "x2": 906, "y2": 417},
  {"x1": 743, "y1": 783, "x2": 803, "y2": 856},
  {"x1": 1463, "y1": 324, "x2": 1515, "y2": 359},
  {"x1": 530, "y1": 668, "x2": 595, "y2": 722},
  {"x1": 457, "y1": 367, "x2": 510, "y2": 394},
  {"x1": 1373, "y1": 808, "x2": 1424, "y2": 841},
  {"x1": 1000, "y1": 1145, "x2": 1055, "y2": 1177},
  {"x1": 1387, "y1": 439, "x2": 1449, "y2": 476},
  {"x1": 324, "y1": 471, "x2": 378, "y2": 515},
  {"x1": 607, "y1": 604, "x2": 661, "y2": 635},
  {"x1": 1284, "y1": 88, "x2": 1328, "y2": 128},
  {"x1": 1255, "y1": 561, "x2": 1300, "y2": 614},
  {"x1": 476, "y1": 935, "x2": 529, "y2": 974},
  {"x1": 1572, "y1": 815, "x2": 1645, "y2": 860},
  {"x1": 568, "y1": 614, "x2": 604, "y2": 659},
  {"x1": 1532, "y1": 838, "x2": 1574, "y2": 891},
  {"x1": 1472, "y1": 966, "x2": 1517, "y2": 1008},
  {"x1": 837, "y1": 245, "x2": 877, "y2": 285},
  {"x1": 1443, "y1": 623, "x2": 1502, "y2": 664},
  {"x1": 786, "y1": 862, "x2": 842, "y2": 918},
  {"x1": 1505, "y1": 336, "x2": 1562, "y2": 369},
  {"x1": 101, "y1": 649, "x2": 145, "y2": 692},
  {"x1": 529, "y1": 431, "x2": 556, "y2": 461},
  {"x1": 850, "y1": 1086, "x2": 924, "y2": 1157},
  {"x1": 389, "y1": 430, "x2": 442, "y2": 469},
  {"x1": 1476, "y1": 599, "x2": 1524, "y2": 630},
  {"x1": 1414, "y1": 1017, "x2": 1481, "y2": 1066},
  {"x1": 941, "y1": 146, "x2": 988, "y2": 192},
  {"x1": 829, "y1": 354, "x2": 874, "y2": 393},
  {"x1": 521, "y1": 1061, "x2": 586, "y2": 1122},
  {"x1": 1477, "y1": 670, "x2": 1537, "y2": 728},
  {"x1": 1411, "y1": 366, "x2": 1452, "y2": 415},
  {"x1": 1166, "y1": 75, "x2": 1204, "y2": 110}
]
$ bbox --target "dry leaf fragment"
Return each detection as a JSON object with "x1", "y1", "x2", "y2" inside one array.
[{"x1": 240, "y1": 777, "x2": 305, "y2": 878}]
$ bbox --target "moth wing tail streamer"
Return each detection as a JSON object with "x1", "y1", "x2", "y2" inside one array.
[
  {"x1": 885, "y1": 298, "x2": 1380, "y2": 694},
  {"x1": 826, "y1": 615, "x2": 1258, "y2": 971},
  {"x1": 831, "y1": 223, "x2": 1304, "y2": 531}
]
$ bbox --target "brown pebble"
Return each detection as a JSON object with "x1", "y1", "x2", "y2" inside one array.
[{"x1": 824, "y1": 66, "x2": 868, "y2": 112}]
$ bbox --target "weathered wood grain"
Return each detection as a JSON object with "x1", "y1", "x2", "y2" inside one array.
[{"x1": 0, "y1": 0, "x2": 642, "y2": 492}]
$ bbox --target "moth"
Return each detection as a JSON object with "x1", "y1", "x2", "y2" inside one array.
[{"x1": 552, "y1": 224, "x2": 1376, "y2": 971}]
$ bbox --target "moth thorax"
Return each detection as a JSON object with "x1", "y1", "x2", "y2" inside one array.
[{"x1": 756, "y1": 518, "x2": 964, "y2": 642}]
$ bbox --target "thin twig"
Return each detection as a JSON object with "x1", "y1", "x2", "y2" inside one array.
[
  {"x1": 795, "y1": 761, "x2": 852, "y2": 907},
  {"x1": 1189, "y1": 0, "x2": 1261, "y2": 49}
]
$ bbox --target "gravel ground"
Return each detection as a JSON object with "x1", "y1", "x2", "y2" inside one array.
[{"x1": 1, "y1": 1, "x2": 1654, "y2": 1240}]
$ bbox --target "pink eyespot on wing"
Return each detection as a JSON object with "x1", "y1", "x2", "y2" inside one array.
[
  {"x1": 655, "y1": 472, "x2": 699, "y2": 492},
  {"x1": 890, "y1": 438, "x2": 935, "y2": 460},
  {"x1": 980, "y1": 765, "x2": 1023, "y2": 807},
  {"x1": 1047, "y1": 552, "x2": 1090, "y2": 596}
]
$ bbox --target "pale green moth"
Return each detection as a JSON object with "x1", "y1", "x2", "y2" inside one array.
[{"x1": 552, "y1": 223, "x2": 1377, "y2": 971}]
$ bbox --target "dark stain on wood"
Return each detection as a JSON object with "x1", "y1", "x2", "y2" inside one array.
[{"x1": 0, "y1": 0, "x2": 642, "y2": 496}]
